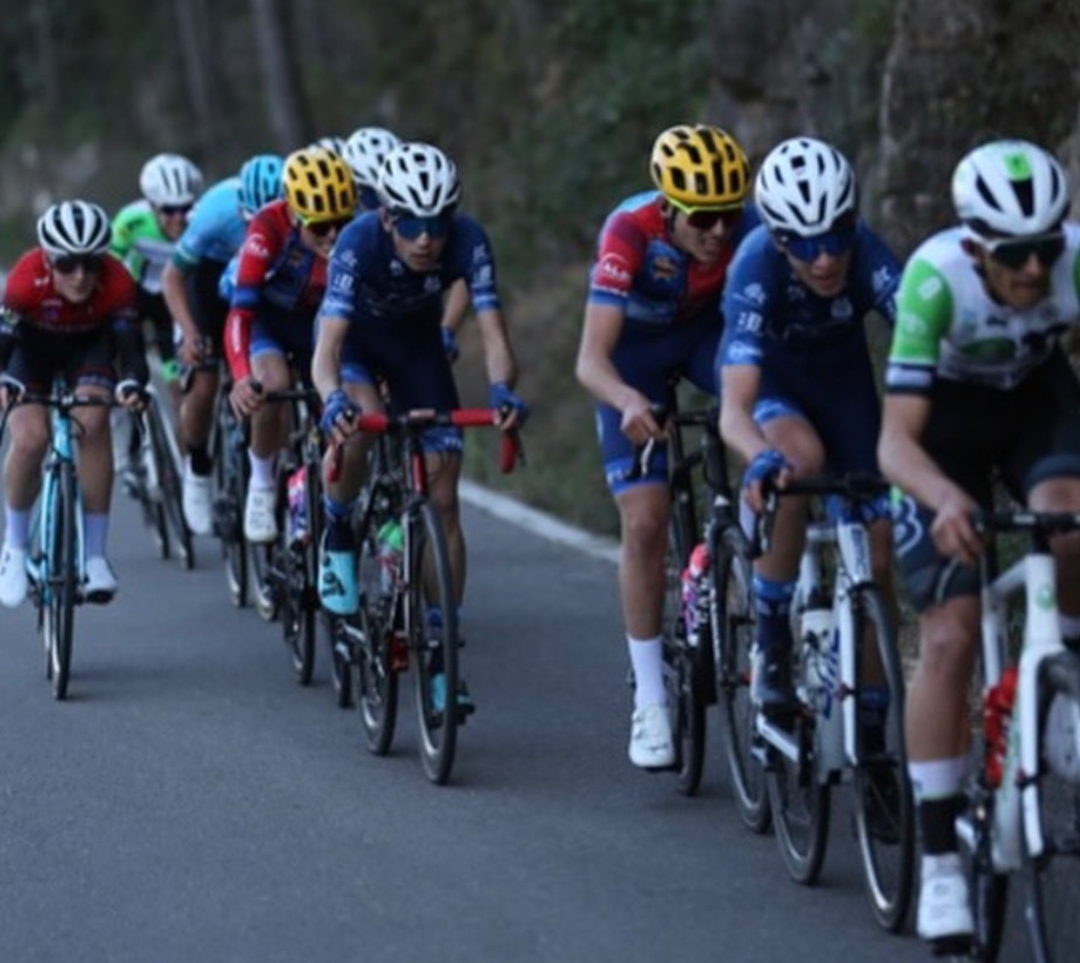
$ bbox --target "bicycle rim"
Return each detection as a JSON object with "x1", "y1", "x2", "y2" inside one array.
[
  {"x1": 851, "y1": 588, "x2": 915, "y2": 933},
  {"x1": 1027, "y1": 652, "x2": 1080, "y2": 963},
  {"x1": 51, "y1": 464, "x2": 77, "y2": 700},
  {"x1": 282, "y1": 543, "x2": 316, "y2": 685},
  {"x1": 410, "y1": 499, "x2": 458, "y2": 785},
  {"x1": 766, "y1": 711, "x2": 831, "y2": 885},
  {"x1": 214, "y1": 397, "x2": 249, "y2": 607},
  {"x1": 714, "y1": 528, "x2": 770, "y2": 832}
]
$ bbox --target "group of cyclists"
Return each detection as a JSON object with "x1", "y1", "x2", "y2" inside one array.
[
  {"x1": 0, "y1": 113, "x2": 1078, "y2": 953},
  {"x1": 576, "y1": 123, "x2": 1080, "y2": 953}
]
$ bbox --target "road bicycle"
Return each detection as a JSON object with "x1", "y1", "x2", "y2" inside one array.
[
  {"x1": 126, "y1": 384, "x2": 194, "y2": 570},
  {"x1": 2, "y1": 386, "x2": 115, "y2": 699},
  {"x1": 938, "y1": 510, "x2": 1080, "y2": 962},
  {"x1": 208, "y1": 371, "x2": 251, "y2": 607},
  {"x1": 332, "y1": 407, "x2": 521, "y2": 785},
  {"x1": 751, "y1": 474, "x2": 914, "y2": 933}
]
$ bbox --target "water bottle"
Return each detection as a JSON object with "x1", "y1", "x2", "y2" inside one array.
[
  {"x1": 286, "y1": 466, "x2": 308, "y2": 546},
  {"x1": 680, "y1": 543, "x2": 710, "y2": 648},
  {"x1": 376, "y1": 518, "x2": 404, "y2": 595},
  {"x1": 983, "y1": 667, "x2": 1017, "y2": 789}
]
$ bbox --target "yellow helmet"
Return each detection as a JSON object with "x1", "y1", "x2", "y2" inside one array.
[
  {"x1": 283, "y1": 147, "x2": 356, "y2": 223},
  {"x1": 650, "y1": 124, "x2": 750, "y2": 208}
]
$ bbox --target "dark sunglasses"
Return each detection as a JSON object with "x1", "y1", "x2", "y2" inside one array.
[
  {"x1": 779, "y1": 227, "x2": 856, "y2": 263},
  {"x1": 51, "y1": 254, "x2": 103, "y2": 276},
  {"x1": 984, "y1": 232, "x2": 1066, "y2": 270},
  {"x1": 390, "y1": 212, "x2": 453, "y2": 240},
  {"x1": 157, "y1": 204, "x2": 193, "y2": 218},
  {"x1": 302, "y1": 216, "x2": 352, "y2": 238},
  {"x1": 667, "y1": 197, "x2": 744, "y2": 232}
]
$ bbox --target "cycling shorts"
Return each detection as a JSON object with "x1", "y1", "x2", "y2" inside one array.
[
  {"x1": 6, "y1": 326, "x2": 116, "y2": 393},
  {"x1": 595, "y1": 312, "x2": 721, "y2": 494},
  {"x1": 894, "y1": 348, "x2": 1080, "y2": 612}
]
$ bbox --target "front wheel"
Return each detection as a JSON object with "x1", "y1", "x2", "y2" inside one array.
[
  {"x1": 147, "y1": 398, "x2": 194, "y2": 571},
  {"x1": 714, "y1": 526, "x2": 770, "y2": 833},
  {"x1": 1026, "y1": 651, "x2": 1080, "y2": 963},
  {"x1": 46, "y1": 464, "x2": 78, "y2": 700},
  {"x1": 851, "y1": 588, "x2": 916, "y2": 932},
  {"x1": 409, "y1": 499, "x2": 459, "y2": 786}
]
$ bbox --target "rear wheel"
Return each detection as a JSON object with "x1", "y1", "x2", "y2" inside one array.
[
  {"x1": 1026, "y1": 652, "x2": 1080, "y2": 963},
  {"x1": 410, "y1": 499, "x2": 459, "y2": 785},
  {"x1": 714, "y1": 526, "x2": 770, "y2": 833},
  {"x1": 851, "y1": 588, "x2": 915, "y2": 932},
  {"x1": 281, "y1": 542, "x2": 316, "y2": 685}
]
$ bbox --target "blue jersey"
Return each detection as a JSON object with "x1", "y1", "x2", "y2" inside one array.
[
  {"x1": 319, "y1": 211, "x2": 501, "y2": 325},
  {"x1": 173, "y1": 177, "x2": 247, "y2": 269},
  {"x1": 719, "y1": 221, "x2": 899, "y2": 368}
]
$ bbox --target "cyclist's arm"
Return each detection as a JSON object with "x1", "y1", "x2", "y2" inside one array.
[
  {"x1": 441, "y1": 278, "x2": 470, "y2": 336},
  {"x1": 718, "y1": 364, "x2": 768, "y2": 465},
  {"x1": 312, "y1": 314, "x2": 348, "y2": 401},
  {"x1": 575, "y1": 302, "x2": 640, "y2": 410},
  {"x1": 474, "y1": 306, "x2": 517, "y2": 387},
  {"x1": 162, "y1": 258, "x2": 198, "y2": 345},
  {"x1": 223, "y1": 218, "x2": 278, "y2": 382}
]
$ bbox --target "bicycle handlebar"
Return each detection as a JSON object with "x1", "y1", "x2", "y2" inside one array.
[{"x1": 624, "y1": 403, "x2": 720, "y2": 482}]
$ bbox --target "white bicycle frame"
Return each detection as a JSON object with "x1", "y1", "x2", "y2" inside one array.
[
  {"x1": 758, "y1": 512, "x2": 876, "y2": 782},
  {"x1": 971, "y1": 545, "x2": 1064, "y2": 872}
]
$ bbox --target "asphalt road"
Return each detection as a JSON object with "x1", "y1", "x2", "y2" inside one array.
[{"x1": 0, "y1": 489, "x2": 1014, "y2": 963}]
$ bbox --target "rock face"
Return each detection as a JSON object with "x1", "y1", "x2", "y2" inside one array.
[{"x1": 708, "y1": 0, "x2": 1080, "y2": 258}]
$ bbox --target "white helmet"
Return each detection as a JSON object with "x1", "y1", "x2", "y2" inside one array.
[
  {"x1": 952, "y1": 139, "x2": 1069, "y2": 237},
  {"x1": 139, "y1": 153, "x2": 203, "y2": 207},
  {"x1": 310, "y1": 136, "x2": 347, "y2": 158},
  {"x1": 36, "y1": 200, "x2": 112, "y2": 256},
  {"x1": 343, "y1": 127, "x2": 402, "y2": 189},
  {"x1": 754, "y1": 137, "x2": 857, "y2": 236},
  {"x1": 377, "y1": 142, "x2": 461, "y2": 216}
]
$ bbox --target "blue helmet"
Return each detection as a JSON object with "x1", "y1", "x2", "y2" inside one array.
[{"x1": 239, "y1": 153, "x2": 284, "y2": 214}]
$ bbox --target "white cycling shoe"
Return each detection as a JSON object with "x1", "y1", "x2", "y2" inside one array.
[
  {"x1": 916, "y1": 853, "x2": 974, "y2": 945},
  {"x1": 0, "y1": 545, "x2": 29, "y2": 608},
  {"x1": 244, "y1": 486, "x2": 278, "y2": 544},
  {"x1": 84, "y1": 556, "x2": 118, "y2": 604},
  {"x1": 628, "y1": 703, "x2": 675, "y2": 769},
  {"x1": 182, "y1": 464, "x2": 213, "y2": 536}
]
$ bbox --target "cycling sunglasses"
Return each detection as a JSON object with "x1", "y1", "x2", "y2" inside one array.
[
  {"x1": 157, "y1": 203, "x2": 193, "y2": 218},
  {"x1": 666, "y1": 197, "x2": 744, "y2": 232},
  {"x1": 983, "y1": 232, "x2": 1066, "y2": 270},
  {"x1": 51, "y1": 254, "x2": 103, "y2": 276},
  {"x1": 301, "y1": 216, "x2": 352, "y2": 238},
  {"x1": 778, "y1": 226, "x2": 856, "y2": 263},
  {"x1": 389, "y1": 211, "x2": 453, "y2": 240}
]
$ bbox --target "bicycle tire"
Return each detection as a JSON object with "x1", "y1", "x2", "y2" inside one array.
[
  {"x1": 850, "y1": 587, "x2": 916, "y2": 932},
  {"x1": 1026, "y1": 651, "x2": 1080, "y2": 963},
  {"x1": 213, "y1": 397, "x2": 249, "y2": 607},
  {"x1": 148, "y1": 400, "x2": 194, "y2": 571},
  {"x1": 714, "y1": 525, "x2": 771, "y2": 833},
  {"x1": 410, "y1": 498, "x2": 459, "y2": 785},
  {"x1": 281, "y1": 541, "x2": 316, "y2": 684},
  {"x1": 50, "y1": 462, "x2": 78, "y2": 700}
]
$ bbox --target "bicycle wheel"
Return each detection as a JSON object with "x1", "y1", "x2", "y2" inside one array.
[
  {"x1": 851, "y1": 588, "x2": 915, "y2": 932},
  {"x1": 409, "y1": 498, "x2": 459, "y2": 785},
  {"x1": 212, "y1": 398, "x2": 249, "y2": 607},
  {"x1": 46, "y1": 463, "x2": 78, "y2": 700},
  {"x1": 281, "y1": 542, "x2": 316, "y2": 684},
  {"x1": 1026, "y1": 651, "x2": 1080, "y2": 963},
  {"x1": 960, "y1": 791, "x2": 1009, "y2": 963},
  {"x1": 714, "y1": 526, "x2": 771, "y2": 833},
  {"x1": 147, "y1": 399, "x2": 194, "y2": 571}
]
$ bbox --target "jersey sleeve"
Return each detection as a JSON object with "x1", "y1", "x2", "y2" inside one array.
[
  {"x1": 459, "y1": 220, "x2": 501, "y2": 314},
  {"x1": 224, "y1": 214, "x2": 281, "y2": 381},
  {"x1": 587, "y1": 212, "x2": 647, "y2": 310},
  {"x1": 884, "y1": 258, "x2": 954, "y2": 395},
  {"x1": 109, "y1": 206, "x2": 139, "y2": 264},
  {"x1": 718, "y1": 243, "x2": 770, "y2": 367},
  {"x1": 318, "y1": 224, "x2": 362, "y2": 321},
  {"x1": 2, "y1": 253, "x2": 39, "y2": 319},
  {"x1": 858, "y1": 227, "x2": 902, "y2": 327}
]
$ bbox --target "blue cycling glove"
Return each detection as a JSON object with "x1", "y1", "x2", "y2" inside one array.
[
  {"x1": 742, "y1": 448, "x2": 791, "y2": 490},
  {"x1": 441, "y1": 326, "x2": 460, "y2": 363},
  {"x1": 489, "y1": 381, "x2": 528, "y2": 425},
  {"x1": 320, "y1": 388, "x2": 358, "y2": 437}
]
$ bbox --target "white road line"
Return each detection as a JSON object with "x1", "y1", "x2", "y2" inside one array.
[{"x1": 460, "y1": 480, "x2": 620, "y2": 565}]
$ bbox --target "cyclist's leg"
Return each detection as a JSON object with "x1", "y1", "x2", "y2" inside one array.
[
  {"x1": 140, "y1": 289, "x2": 183, "y2": 412},
  {"x1": 244, "y1": 347, "x2": 290, "y2": 543}
]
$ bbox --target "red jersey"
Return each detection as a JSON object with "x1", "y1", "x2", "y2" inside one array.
[
  {"x1": 3, "y1": 249, "x2": 137, "y2": 336},
  {"x1": 224, "y1": 200, "x2": 328, "y2": 380}
]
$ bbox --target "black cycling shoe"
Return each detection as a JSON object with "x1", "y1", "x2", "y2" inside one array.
[{"x1": 751, "y1": 644, "x2": 796, "y2": 718}]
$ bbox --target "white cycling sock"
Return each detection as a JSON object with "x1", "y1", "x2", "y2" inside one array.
[
  {"x1": 4, "y1": 507, "x2": 29, "y2": 551},
  {"x1": 248, "y1": 451, "x2": 275, "y2": 490},
  {"x1": 908, "y1": 755, "x2": 969, "y2": 802},
  {"x1": 628, "y1": 635, "x2": 665, "y2": 711}
]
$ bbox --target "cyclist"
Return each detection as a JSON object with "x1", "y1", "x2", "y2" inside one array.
[
  {"x1": 161, "y1": 153, "x2": 284, "y2": 534},
  {"x1": 225, "y1": 146, "x2": 356, "y2": 545},
  {"x1": 0, "y1": 201, "x2": 148, "y2": 607},
  {"x1": 719, "y1": 136, "x2": 900, "y2": 715},
  {"x1": 575, "y1": 123, "x2": 756, "y2": 769},
  {"x1": 878, "y1": 139, "x2": 1080, "y2": 949},
  {"x1": 341, "y1": 125, "x2": 469, "y2": 363},
  {"x1": 312, "y1": 141, "x2": 526, "y2": 712},
  {"x1": 110, "y1": 152, "x2": 203, "y2": 486}
]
